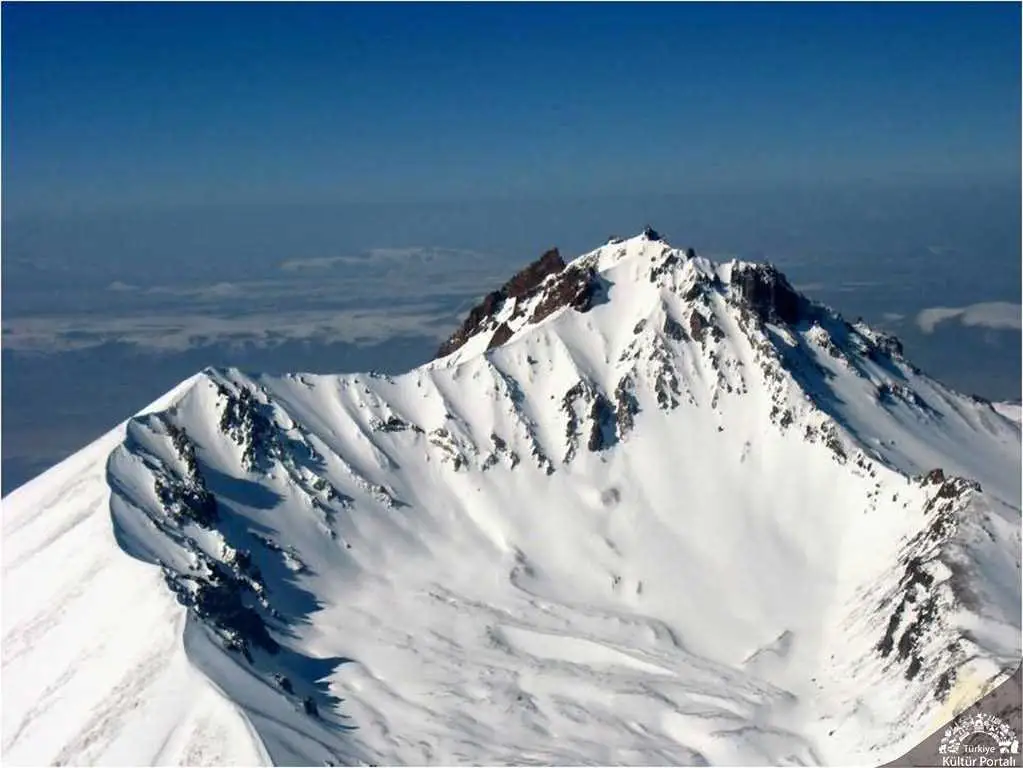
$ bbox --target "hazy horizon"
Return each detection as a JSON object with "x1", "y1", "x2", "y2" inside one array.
[{"x1": 2, "y1": 2, "x2": 1020, "y2": 494}]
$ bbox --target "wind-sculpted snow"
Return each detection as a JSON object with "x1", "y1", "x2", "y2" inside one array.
[{"x1": 3, "y1": 232, "x2": 1020, "y2": 766}]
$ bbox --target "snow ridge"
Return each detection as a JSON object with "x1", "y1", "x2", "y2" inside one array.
[{"x1": 3, "y1": 231, "x2": 1020, "y2": 766}]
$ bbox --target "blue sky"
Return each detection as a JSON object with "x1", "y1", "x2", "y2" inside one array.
[
  {"x1": 2, "y1": 2, "x2": 1020, "y2": 495},
  {"x1": 3, "y1": 2, "x2": 1019, "y2": 216}
]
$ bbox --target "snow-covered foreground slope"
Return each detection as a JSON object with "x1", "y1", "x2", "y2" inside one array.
[
  {"x1": 3, "y1": 231, "x2": 1020, "y2": 766},
  {"x1": 2, "y1": 376, "x2": 271, "y2": 765}
]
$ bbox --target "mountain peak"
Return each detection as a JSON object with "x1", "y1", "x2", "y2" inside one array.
[
  {"x1": 435, "y1": 230, "x2": 692, "y2": 360},
  {"x1": 642, "y1": 224, "x2": 664, "y2": 241},
  {"x1": 3, "y1": 231, "x2": 1019, "y2": 767},
  {"x1": 432, "y1": 233, "x2": 918, "y2": 389}
]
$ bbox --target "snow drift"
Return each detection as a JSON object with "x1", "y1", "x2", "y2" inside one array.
[{"x1": 3, "y1": 230, "x2": 1020, "y2": 766}]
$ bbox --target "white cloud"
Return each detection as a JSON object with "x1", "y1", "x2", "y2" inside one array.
[
  {"x1": 916, "y1": 302, "x2": 1022, "y2": 334},
  {"x1": 279, "y1": 256, "x2": 352, "y2": 271},
  {"x1": 107, "y1": 281, "x2": 139, "y2": 292},
  {"x1": 15, "y1": 244, "x2": 517, "y2": 355},
  {"x1": 146, "y1": 282, "x2": 248, "y2": 300},
  {"x1": 279, "y1": 246, "x2": 497, "y2": 272},
  {"x1": 1, "y1": 306, "x2": 456, "y2": 354}
]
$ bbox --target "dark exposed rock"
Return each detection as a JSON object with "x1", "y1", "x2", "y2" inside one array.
[
  {"x1": 164, "y1": 563, "x2": 280, "y2": 657},
  {"x1": 642, "y1": 225, "x2": 663, "y2": 241},
  {"x1": 685, "y1": 247, "x2": 696, "y2": 260},
  {"x1": 688, "y1": 310, "x2": 709, "y2": 341},
  {"x1": 528, "y1": 265, "x2": 601, "y2": 324},
  {"x1": 816, "y1": 330, "x2": 842, "y2": 358},
  {"x1": 482, "y1": 432, "x2": 519, "y2": 472},
  {"x1": 561, "y1": 381, "x2": 621, "y2": 461},
  {"x1": 730, "y1": 263, "x2": 803, "y2": 325},
  {"x1": 561, "y1": 383, "x2": 587, "y2": 464},
  {"x1": 217, "y1": 385, "x2": 282, "y2": 472},
  {"x1": 303, "y1": 697, "x2": 319, "y2": 718},
  {"x1": 373, "y1": 415, "x2": 423, "y2": 434},
  {"x1": 274, "y1": 673, "x2": 294, "y2": 694},
  {"x1": 427, "y1": 428, "x2": 474, "y2": 472},
  {"x1": 614, "y1": 376, "x2": 640, "y2": 436},
  {"x1": 905, "y1": 556, "x2": 936, "y2": 590},
  {"x1": 505, "y1": 248, "x2": 565, "y2": 299},
  {"x1": 229, "y1": 548, "x2": 253, "y2": 573},
  {"x1": 436, "y1": 291, "x2": 503, "y2": 358},
  {"x1": 436, "y1": 248, "x2": 566, "y2": 358},
  {"x1": 648, "y1": 253, "x2": 680, "y2": 283},
  {"x1": 681, "y1": 279, "x2": 705, "y2": 302},
  {"x1": 824, "y1": 431, "x2": 847, "y2": 462},
  {"x1": 936, "y1": 476, "x2": 981, "y2": 499},
  {"x1": 587, "y1": 393, "x2": 618, "y2": 452},
  {"x1": 380, "y1": 416, "x2": 404, "y2": 432},
  {"x1": 649, "y1": 340, "x2": 684, "y2": 411},
  {"x1": 662, "y1": 315, "x2": 687, "y2": 342},
  {"x1": 873, "y1": 330, "x2": 905, "y2": 358},
  {"x1": 434, "y1": 247, "x2": 604, "y2": 357},
  {"x1": 155, "y1": 477, "x2": 219, "y2": 528},
  {"x1": 153, "y1": 421, "x2": 219, "y2": 528},
  {"x1": 876, "y1": 555, "x2": 941, "y2": 679},
  {"x1": 875, "y1": 471, "x2": 983, "y2": 691},
  {"x1": 935, "y1": 670, "x2": 954, "y2": 699},
  {"x1": 799, "y1": 422, "x2": 848, "y2": 463},
  {"x1": 878, "y1": 601, "x2": 904, "y2": 658},
  {"x1": 165, "y1": 422, "x2": 198, "y2": 475},
  {"x1": 906, "y1": 654, "x2": 923, "y2": 680},
  {"x1": 487, "y1": 322, "x2": 514, "y2": 350},
  {"x1": 898, "y1": 593, "x2": 938, "y2": 672},
  {"x1": 876, "y1": 381, "x2": 933, "y2": 412},
  {"x1": 118, "y1": 403, "x2": 353, "y2": 728}
]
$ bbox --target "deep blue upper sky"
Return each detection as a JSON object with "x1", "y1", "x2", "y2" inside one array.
[{"x1": 3, "y1": 2, "x2": 1019, "y2": 216}]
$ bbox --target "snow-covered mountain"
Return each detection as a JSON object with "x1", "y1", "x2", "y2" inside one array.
[{"x1": 3, "y1": 230, "x2": 1020, "y2": 766}]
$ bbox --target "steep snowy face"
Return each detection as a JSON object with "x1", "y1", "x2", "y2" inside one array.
[{"x1": 3, "y1": 231, "x2": 1020, "y2": 766}]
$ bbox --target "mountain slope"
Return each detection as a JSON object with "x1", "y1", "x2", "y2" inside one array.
[
  {"x1": 2, "y1": 376, "x2": 273, "y2": 765},
  {"x1": 3, "y1": 231, "x2": 1020, "y2": 766}
]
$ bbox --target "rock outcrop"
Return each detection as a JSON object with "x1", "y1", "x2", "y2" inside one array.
[
  {"x1": 528, "y1": 264, "x2": 601, "y2": 325},
  {"x1": 436, "y1": 247, "x2": 604, "y2": 358},
  {"x1": 731, "y1": 263, "x2": 803, "y2": 325},
  {"x1": 436, "y1": 248, "x2": 566, "y2": 358}
]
